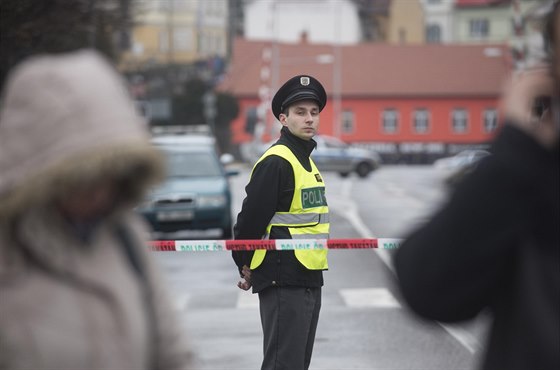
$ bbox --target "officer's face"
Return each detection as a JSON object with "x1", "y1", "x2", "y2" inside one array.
[{"x1": 279, "y1": 100, "x2": 320, "y2": 141}]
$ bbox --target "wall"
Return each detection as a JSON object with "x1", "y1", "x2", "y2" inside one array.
[{"x1": 388, "y1": 0, "x2": 426, "y2": 44}]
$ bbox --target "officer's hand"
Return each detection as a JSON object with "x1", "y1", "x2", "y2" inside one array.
[{"x1": 237, "y1": 265, "x2": 252, "y2": 291}]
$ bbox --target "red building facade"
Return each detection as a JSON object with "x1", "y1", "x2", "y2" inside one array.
[{"x1": 219, "y1": 38, "x2": 512, "y2": 163}]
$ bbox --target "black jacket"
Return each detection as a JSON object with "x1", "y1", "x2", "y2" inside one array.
[
  {"x1": 233, "y1": 127, "x2": 325, "y2": 293},
  {"x1": 394, "y1": 125, "x2": 559, "y2": 370}
]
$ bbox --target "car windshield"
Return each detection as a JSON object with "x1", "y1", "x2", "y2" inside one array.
[{"x1": 163, "y1": 150, "x2": 222, "y2": 177}]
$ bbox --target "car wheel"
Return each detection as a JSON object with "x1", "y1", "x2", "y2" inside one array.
[
  {"x1": 339, "y1": 172, "x2": 350, "y2": 178},
  {"x1": 356, "y1": 162, "x2": 372, "y2": 178}
]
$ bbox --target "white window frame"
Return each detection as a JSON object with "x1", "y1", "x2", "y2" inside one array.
[
  {"x1": 469, "y1": 19, "x2": 489, "y2": 39},
  {"x1": 413, "y1": 108, "x2": 430, "y2": 134},
  {"x1": 382, "y1": 109, "x2": 399, "y2": 134},
  {"x1": 341, "y1": 110, "x2": 355, "y2": 134},
  {"x1": 451, "y1": 108, "x2": 469, "y2": 134},
  {"x1": 426, "y1": 24, "x2": 441, "y2": 43},
  {"x1": 483, "y1": 108, "x2": 499, "y2": 133}
]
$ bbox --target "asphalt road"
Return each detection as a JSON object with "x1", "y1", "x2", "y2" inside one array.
[{"x1": 152, "y1": 165, "x2": 490, "y2": 370}]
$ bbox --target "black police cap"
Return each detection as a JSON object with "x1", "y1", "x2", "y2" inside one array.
[{"x1": 271, "y1": 75, "x2": 327, "y2": 120}]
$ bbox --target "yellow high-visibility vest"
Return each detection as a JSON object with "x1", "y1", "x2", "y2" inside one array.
[{"x1": 250, "y1": 144, "x2": 330, "y2": 270}]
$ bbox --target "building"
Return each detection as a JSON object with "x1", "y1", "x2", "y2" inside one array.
[
  {"x1": 454, "y1": 0, "x2": 517, "y2": 43},
  {"x1": 218, "y1": 37, "x2": 512, "y2": 163},
  {"x1": 387, "y1": 0, "x2": 426, "y2": 44},
  {"x1": 243, "y1": 0, "x2": 362, "y2": 45},
  {"x1": 120, "y1": 0, "x2": 229, "y2": 70},
  {"x1": 352, "y1": 0, "x2": 391, "y2": 42},
  {"x1": 454, "y1": 0, "x2": 550, "y2": 68},
  {"x1": 420, "y1": 0, "x2": 455, "y2": 43}
]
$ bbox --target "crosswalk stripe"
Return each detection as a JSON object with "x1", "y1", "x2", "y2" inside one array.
[
  {"x1": 339, "y1": 288, "x2": 401, "y2": 308},
  {"x1": 174, "y1": 288, "x2": 403, "y2": 310}
]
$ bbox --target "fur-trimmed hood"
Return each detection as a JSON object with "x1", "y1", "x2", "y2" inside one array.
[{"x1": 0, "y1": 50, "x2": 163, "y2": 220}]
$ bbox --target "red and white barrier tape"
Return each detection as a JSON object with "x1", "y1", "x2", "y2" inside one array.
[{"x1": 149, "y1": 238, "x2": 403, "y2": 252}]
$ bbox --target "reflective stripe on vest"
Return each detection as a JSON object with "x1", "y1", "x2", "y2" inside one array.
[
  {"x1": 268, "y1": 212, "x2": 330, "y2": 227},
  {"x1": 250, "y1": 144, "x2": 329, "y2": 270}
]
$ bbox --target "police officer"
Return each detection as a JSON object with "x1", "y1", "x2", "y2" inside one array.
[{"x1": 233, "y1": 75, "x2": 329, "y2": 370}]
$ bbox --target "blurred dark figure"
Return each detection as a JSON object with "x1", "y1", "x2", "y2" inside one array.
[
  {"x1": 394, "y1": 2, "x2": 559, "y2": 370},
  {"x1": 0, "y1": 50, "x2": 192, "y2": 369}
]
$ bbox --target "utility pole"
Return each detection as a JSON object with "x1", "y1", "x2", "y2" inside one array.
[
  {"x1": 203, "y1": 91, "x2": 217, "y2": 135},
  {"x1": 332, "y1": 0, "x2": 342, "y2": 138},
  {"x1": 511, "y1": 0, "x2": 525, "y2": 70},
  {"x1": 166, "y1": 0, "x2": 175, "y2": 65}
]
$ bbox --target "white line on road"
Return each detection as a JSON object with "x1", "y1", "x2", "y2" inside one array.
[{"x1": 340, "y1": 288, "x2": 401, "y2": 308}]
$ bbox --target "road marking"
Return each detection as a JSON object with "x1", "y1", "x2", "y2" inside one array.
[
  {"x1": 328, "y1": 193, "x2": 393, "y2": 272},
  {"x1": 237, "y1": 291, "x2": 259, "y2": 309},
  {"x1": 440, "y1": 323, "x2": 483, "y2": 354},
  {"x1": 340, "y1": 288, "x2": 401, "y2": 308}
]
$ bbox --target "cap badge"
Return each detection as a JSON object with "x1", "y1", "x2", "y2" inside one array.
[{"x1": 300, "y1": 77, "x2": 310, "y2": 86}]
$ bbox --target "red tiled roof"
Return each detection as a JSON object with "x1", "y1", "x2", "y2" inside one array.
[{"x1": 219, "y1": 38, "x2": 511, "y2": 99}]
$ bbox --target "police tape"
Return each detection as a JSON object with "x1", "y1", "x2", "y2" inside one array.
[{"x1": 149, "y1": 238, "x2": 403, "y2": 252}]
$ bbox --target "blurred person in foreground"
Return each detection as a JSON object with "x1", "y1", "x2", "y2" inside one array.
[
  {"x1": 0, "y1": 50, "x2": 192, "y2": 369},
  {"x1": 394, "y1": 2, "x2": 559, "y2": 370},
  {"x1": 233, "y1": 75, "x2": 330, "y2": 370}
]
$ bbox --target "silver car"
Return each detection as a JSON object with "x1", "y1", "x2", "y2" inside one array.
[
  {"x1": 434, "y1": 149, "x2": 491, "y2": 186},
  {"x1": 254, "y1": 135, "x2": 381, "y2": 178},
  {"x1": 311, "y1": 135, "x2": 382, "y2": 178}
]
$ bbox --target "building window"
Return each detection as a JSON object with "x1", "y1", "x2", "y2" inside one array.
[
  {"x1": 208, "y1": 0, "x2": 223, "y2": 15},
  {"x1": 426, "y1": 24, "x2": 441, "y2": 43},
  {"x1": 382, "y1": 109, "x2": 399, "y2": 134},
  {"x1": 341, "y1": 110, "x2": 355, "y2": 134},
  {"x1": 452, "y1": 109, "x2": 469, "y2": 133},
  {"x1": 469, "y1": 19, "x2": 489, "y2": 39},
  {"x1": 413, "y1": 109, "x2": 430, "y2": 134},
  {"x1": 174, "y1": 28, "x2": 193, "y2": 51},
  {"x1": 483, "y1": 109, "x2": 498, "y2": 133}
]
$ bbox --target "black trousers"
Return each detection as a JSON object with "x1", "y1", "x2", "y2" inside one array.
[{"x1": 258, "y1": 286, "x2": 322, "y2": 370}]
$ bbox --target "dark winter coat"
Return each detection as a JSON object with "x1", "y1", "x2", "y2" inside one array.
[
  {"x1": 0, "y1": 51, "x2": 192, "y2": 369},
  {"x1": 394, "y1": 124, "x2": 560, "y2": 370}
]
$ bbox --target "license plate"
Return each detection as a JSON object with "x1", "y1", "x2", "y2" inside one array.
[{"x1": 156, "y1": 210, "x2": 194, "y2": 221}]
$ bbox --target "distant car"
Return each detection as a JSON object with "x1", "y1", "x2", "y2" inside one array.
[
  {"x1": 136, "y1": 135, "x2": 239, "y2": 239},
  {"x1": 434, "y1": 149, "x2": 491, "y2": 186},
  {"x1": 311, "y1": 135, "x2": 381, "y2": 178},
  {"x1": 256, "y1": 135, "x2": 381, "y2": 178},
  {"x1": 151, "y1": 133, "x2": 218, "y2": 151}
]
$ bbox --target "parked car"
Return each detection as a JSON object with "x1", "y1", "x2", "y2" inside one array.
[
  {"x1": 255, "y1": 135, "x2": 381, "y2": 178},
  {"x1": 312, "y1": 135, "x2": 382, "y2": 178},
  {"x1": 434, "y1": 149, "x2": 491, "y2": 186},
  {"x1": 136, "y1": 135, "x2": 239, "y2": 239}
]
